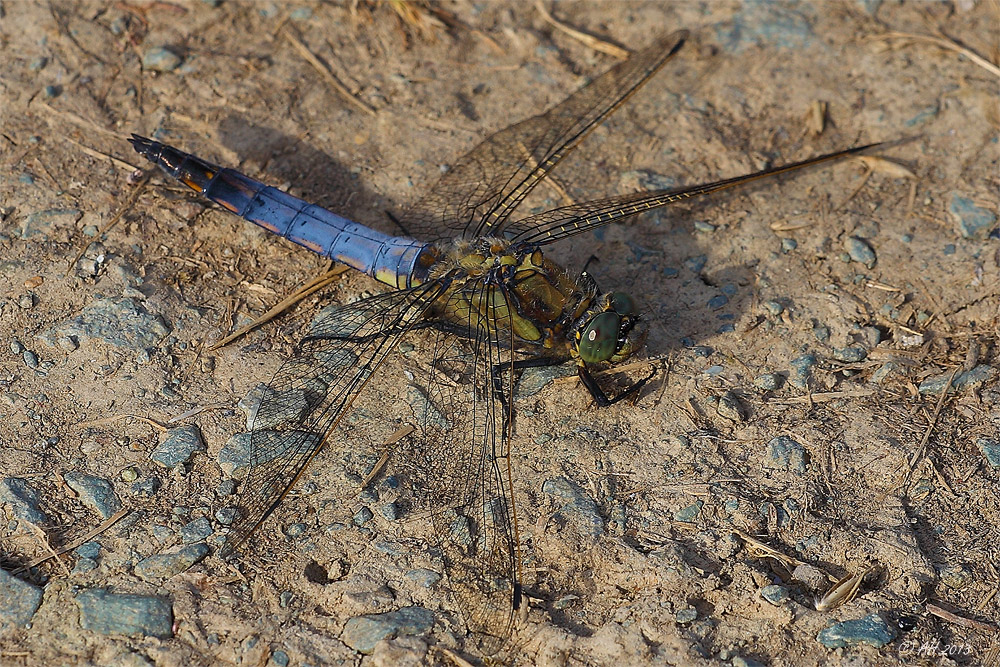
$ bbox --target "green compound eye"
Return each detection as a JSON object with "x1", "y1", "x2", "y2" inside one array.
[
  {"x1": 578, "y1": 311, "x2": 621, "y2": 363},
  {"x1": 610, "y1": 292, "x2": 637, "y2": 316}
]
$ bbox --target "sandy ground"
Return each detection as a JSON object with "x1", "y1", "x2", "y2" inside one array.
[{"x1": 1, "y1": 1, "x2": 998, "y2": 665}]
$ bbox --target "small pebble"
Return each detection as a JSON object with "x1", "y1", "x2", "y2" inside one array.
[
  {"x1": 781, "y1": 237, "x2": 798, "y2": 252},
  {"x1": 353, "y1": 507, "x2": 374, "y2": 526},
  {"x1": 285, "y1": 522, "x2": 308, "y2": 538},
  {"x1": 949, "y1": 192, "x2": 997, "y2": 239},
  {"x1": 708, "y1": 294, "x2": 729, "y2": 310},
  {"x1": 716, "y1": 391, "x2": 747, "y2": 422},
  {"x1": 0, "y1": 568, "x2": 43, "y2": 627},
  {"x1": 9, "y1": 339, "x2": 25, "y2": 354},
  {"x1": 674, "y1": 500, "x2": 703, "y2": 522},
  {"x1": 976, "y1": 437, "x2": 1000, "y2": 468},
  {"x1": 832, "y1": 346, "x2": 867, "y2": 363},
  {"x1": 675, "y1": 607, "x2": 698, "y2": 624},
  {"x1": 753, "y1": 373, "x2": 783, "y2": 391},
  {"x1": 845, "y1": 236, "x2": 877, "y2": 268},
  {"x1": 75, "y1": 589, "x2": 173, "y2": 638},
  {"x1": 693, "y1": 221, "x2": 717, "y2": 233},
  {"x1": 381, "y1": 502, "x2": 402, "y2": 521},
  {"x1": 789, "y1": 354, "x2": 817, "y2": 389},
  {"x1": 134, "y1": 543, "x2": 209, "y2": 580},
  {"x1": 131, "y1": 477, "x2": 161, "y2": 497},
  {"x1": 180, "y1": 518, "x2": 213, "y2": 543},
  {"x1": 760, "y1": 584, "x2": 790, "y2": 605},
  {"x1": 341, "y1": 606, "x2": 435, "y2": 655},
  {"x1": 816, "y1": 613, "x2": 897, "y2": 649},
  {"x1": 151, "y1": 425, "x2": 205, "y2": 468},
  {"x1": 23, "y1": 350, "x2": 39, "y2": 369},
  {"x1": 764, "y1": 435, "x2": 807, "y2": 474},
  {"x1": 64, "y1": 472, "x2": 122, "y2": 519},
  {"x1": 763, "y1": 301, "x2": 783, "y2": 316},
  {"x1": 142, "y1": 46, "x2": 183, "y2": 72},
  {"x1": 919, "y1": 365, "x2": 996, "y2": 395}
]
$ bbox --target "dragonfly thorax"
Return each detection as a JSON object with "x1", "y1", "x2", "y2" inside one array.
[{"x1": 429, "y1": 238, "x2": 598, "y2": 354}]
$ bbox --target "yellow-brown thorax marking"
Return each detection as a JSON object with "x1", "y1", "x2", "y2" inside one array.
[{"x1": 428, "y1": 239, "x2": 593, "y2": 355}]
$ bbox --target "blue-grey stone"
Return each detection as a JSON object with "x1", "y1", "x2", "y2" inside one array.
[
  {"x1": 215, "y1": 508, "x2": 237, "y2": 525},
  {"x1": 284, "y1": 522, "x2": 308, "y2": 538},
  {"x1": 38, "y1": 298, "x2": 170, "y2": 350},
  {"x1": 950, "y1": 193, "x2": 997, "y2": 239},
  {"x1": 131, "y1": 477, "x2": 161, "y2": 497},
  {"x1": 341, "y1": 606, "x2": 435, "y2": 654},
  {"x1": 871, "y1": 361, "x2": 901, "y2": 384},
  {"x1": 72, "y1": 557, "x2": 99, "y2": 575},
  {"x1": 715, "y1": 2, "x2": 814, "y2": 52},
  {"x1": 151, "y1": 425, "x2": 205, "y2": 468},
  {"x1": 0, "y1": 568, "x2": 43, "y2": 628},
  {"x1": 813, "y1": 322, "x2": 831, "y2": 343},
  {"x1": 781, "y1": 237, "x2": 798, "y2": 252},
  {"x1": 619, "y1": 169, "x2": 676, "y2": 191},
  {"x1": 753, "y1": 373, "x2": 783, "y2": 391},
  {"x1": 789, "y1": 354, "x2": 817, "y2": 389},
  {"x1": 694, "y1": 220, "x2": 717, "y2": 233},
  {"x1": 75, "y1": 588, "x2": 173, "y2": 638},
  {"x1": 832, "y1": 346, "x2": 867, "y2": 363},
  {"x1": 180, "y1": 518, "x2": 213, "y2": 543},
  {"x1": 675, "y1": 607, "x2": 698, "y2": 623},
  {"x1": 405, "y1": 569, "x2": 441, "y2": 588},
  {"x1": 134, "y1": 543, "x2": 209, "y2": 580},
  {"x1": 904, "y1": 103, "x2": 939, "y2": 127},
  {"x1": 845, "y1": 236, "x2": 877, "y2": 268},
  {"x1": 817, "y1": 613, "x2": 897, "y2": 649},
  {"x1": 237, "y1": 385, "x2": 267, "y2": 430},
  {"x1": 218, "y1": 432, "x2": 252, "y2": 478},
  {"x1": 516, "y1": 362, "x2": 575, "y2": 396},
  {"x1": 352, "y1": 507, "x2": 374, "y2": 526},
  {"x1": 542, "y1": 477, "x2": 604, "y2": 538},
  {"x1": 76, "y1": 541, "x2": 101, "y2": 559},
  {"x1": 64, "y1": 472, "x2": 122, "y2": 519},
  {"x1": 760, "y1": 584, "x2": 790, "y2": 604},
  {"x1": 731, "y1": 657, "x2": 767, "y2": 667},
  {"x1": 918, "y1": 365, "x2": 996, "y2": 395},
  {"x1": 142, "y1": 46, "x2": 182, "y2": 72},
  {"x1": 674, "y1": 500, "x2": 703, "y2": 522},
  {"x1": 765, "y1": 435, "x2": 807, "y2": 474},
  {"x1": 19, "y1": 208, "x2": 82, "y2": 239},
  {"x1": 0, "y1": 477, "x2": 47, "y2": 524},
  {"x1": 708, "y1": 294, "x2": 729, "y2": 310},
  {"x1": 684, "y1": 254, "x2": 708, "y2": 273},
  {"x1": 380, "y1": 502, "x2": 402, "y2": 521},
  {"x1": 269, "y1": 649, "x2": 290, "y2": 667},
  {"x1": 977, "y1": 437, "x2": 1000, "y2": 468},
  {"x1": 763, "y1": 301, "x2": 784, "y2": 316}
]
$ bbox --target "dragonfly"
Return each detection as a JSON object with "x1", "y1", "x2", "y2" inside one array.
[{"x1": 130, "y1": 29, "x2": 878, "y2": 654}]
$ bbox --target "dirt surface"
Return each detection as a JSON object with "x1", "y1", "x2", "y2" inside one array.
[{"x1": 2, "y1": 1, "x2": 999, "y2": 665}]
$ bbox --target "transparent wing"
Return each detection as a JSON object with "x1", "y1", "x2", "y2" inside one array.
[
  {"x1": 504, "y1": 143, "x2": 882, "y2": 245},
  {"x1": 399, "y1": 31, "x2": 688, "y2": 242},
  {"x1": 394, "y1": 278, "x2": 521, "y2": 655},
  {"x1": 220, "y1": 280, "x2": 449, "y2": 557}
]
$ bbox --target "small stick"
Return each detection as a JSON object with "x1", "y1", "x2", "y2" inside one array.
[
  {"x1": 74, "y1": 413, "x2": 168, "y2": 432},
  {"x1": 66, "y1": 172, "x2": 151, "y2": 275},
  {"x1": 283, "y1": 28, "x2": 375, "y2": 116},
  {"x1": 534, "y1": 0, "x2": 629, "y2": 59},
  {"x1": 872, "y1": 31, "x2": 1000, "y2": 78},
  {"x1": 358, "y1": 425, "x2": 415, "y2": 491},
  {"x1": 12, "y1": 507, "x2": 130, "y2": 575},
  {"x1": 209, "y1": 265, "x2": 349, "y2": 350},
  {"x1": 926, "y1": 602, "x2": 998, "y2": 633}
]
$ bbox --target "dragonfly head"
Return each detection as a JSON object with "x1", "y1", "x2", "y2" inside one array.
[{"x1": 574, "y1": 291, "x2": 647, "y2": 365}]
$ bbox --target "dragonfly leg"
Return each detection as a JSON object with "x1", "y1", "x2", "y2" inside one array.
[{"x1": 578, "y1": 363, "x2": 656, "y2": 407}]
